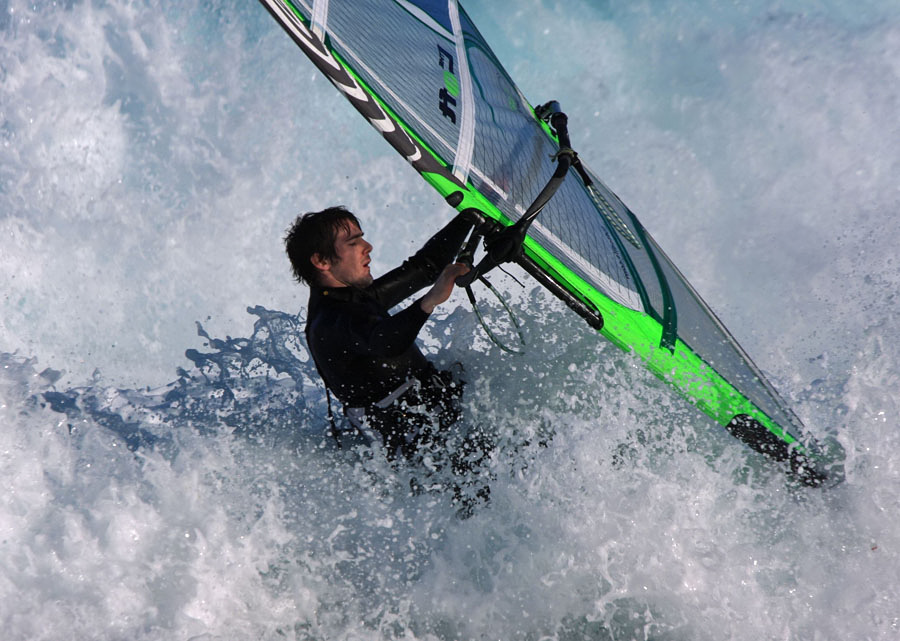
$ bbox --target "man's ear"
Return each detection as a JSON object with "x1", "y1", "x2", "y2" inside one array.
[{"x1": 310, "y1": 253, "x2": 330, "y2": 273}]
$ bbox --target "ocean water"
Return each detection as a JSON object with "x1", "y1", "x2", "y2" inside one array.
[{"x1": 2, "y1": 0, "x2": 899, "y2": 639}]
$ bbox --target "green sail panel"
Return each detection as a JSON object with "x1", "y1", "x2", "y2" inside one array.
[{"x1": 259, "y1": 0, "x2": 827, "y2": 483}]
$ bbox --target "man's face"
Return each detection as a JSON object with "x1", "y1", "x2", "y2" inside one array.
[{"x1": 320, "y1": 221, "x2": 373, "y2": 288}]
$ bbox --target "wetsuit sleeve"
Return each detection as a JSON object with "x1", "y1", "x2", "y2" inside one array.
[
  {"x1": 345, "y1": 300, "x2": 431, "y2": 358},
  {"x1": 369, "y1": 213, "x2": 473, "y2": 309}
]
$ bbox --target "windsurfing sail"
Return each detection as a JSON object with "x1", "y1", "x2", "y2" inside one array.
[{"x1": 259, "y1": 0, "x2": 829, "y2": 484}]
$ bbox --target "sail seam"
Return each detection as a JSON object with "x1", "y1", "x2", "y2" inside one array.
[
  {"x1": 310, "y1": 0, "x2": 328, "y2": 39},
  {"x1": 396, "y1": 0, "x2": 453, "y2": 39},
  {"x1": 448, "y1": 0, "x2": 476, "y2": 184}
]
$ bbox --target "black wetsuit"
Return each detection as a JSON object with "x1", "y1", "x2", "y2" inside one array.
[{"x1": 305, "y1": 214, "x2": 473, "y2": 455}]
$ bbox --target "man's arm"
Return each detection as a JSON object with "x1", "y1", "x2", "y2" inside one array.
[
  {"x1": 369, "y1": 213, "x2": 474, "y2": 308},
  {"x1": 348, "y1": 261, "x2": 470, "y2": 357},
  {"x1": 348, "y1": 303, "x2": 432, "y2": 358},
  {"x1": 419, "y1": 262, "x2": 471, "y2": 314},
  {"x1": 343, "y1": 261, "x2": 469, "y2": 357}
]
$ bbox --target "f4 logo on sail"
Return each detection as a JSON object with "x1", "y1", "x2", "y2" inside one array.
[{"x1": 437, "y1": 45, "x2": 459, "y2": 124}]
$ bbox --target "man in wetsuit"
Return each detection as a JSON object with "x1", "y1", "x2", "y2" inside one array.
[{"x1": 284, "y1": 206, "x2": 475, "y2": 459}]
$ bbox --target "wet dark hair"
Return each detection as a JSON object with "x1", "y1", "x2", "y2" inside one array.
[{"x1": 284, "y1": 206, "x2": 361, "y2": 286}]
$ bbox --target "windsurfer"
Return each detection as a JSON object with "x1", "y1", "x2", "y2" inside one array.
[{"x1": 284, "y1": 207, "x2": 490, "y2": 494}]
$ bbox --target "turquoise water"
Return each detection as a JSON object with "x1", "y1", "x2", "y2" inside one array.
[{"x1": 2, "y1": 1, "x2": 899, "y2": 638}]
